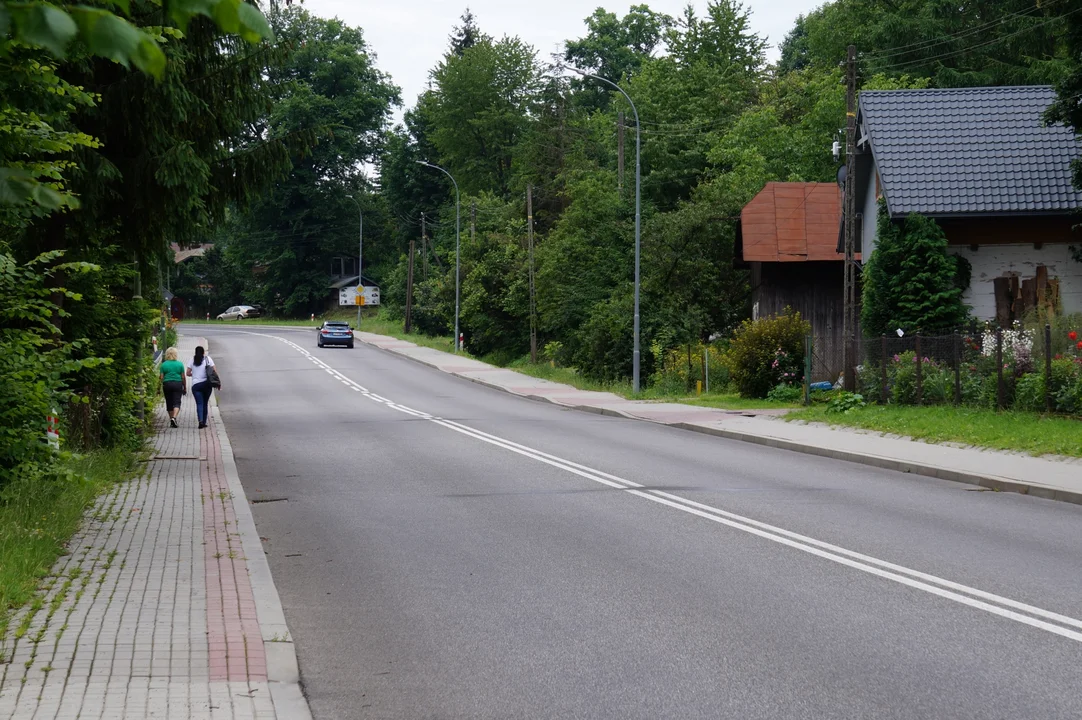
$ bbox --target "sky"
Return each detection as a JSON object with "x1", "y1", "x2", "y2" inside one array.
[{"x1": 304, "y1": 0, "x2": 827, "y2": 123}]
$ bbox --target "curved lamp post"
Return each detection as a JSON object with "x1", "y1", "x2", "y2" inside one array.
[
  {"x1": 416, "y1": 160, "x2": 461, "y2": 352},
  {"x1": 345, "y1": 194, "x2": 362, "y2": 329},
  {"x1": 563, "y1": 67, "x2": 641, "y2": 392}
]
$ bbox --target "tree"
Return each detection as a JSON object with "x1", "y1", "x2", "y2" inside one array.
[
  {"x1": 425, "y1": 36, "x2": 541, "y2": 196},
  {"x1": 861, "y1": 203, "x2": 969, "y2": 337},
  {"x1": 1047, "y1": 0, "x2": 1082, "y2": 193},
  {"x1": 449, "y1": 8, "x2": 484, "y2": 56},
  {"x1": 0, "y1": 0, "x2": 273, "y2": 210},
  {"x1": 228, "y1": 7, "x2": 399, "y2": 315}
]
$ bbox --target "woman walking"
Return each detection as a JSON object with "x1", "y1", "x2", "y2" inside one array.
[
  {"x1": 159, "y1": 347, "x2": 186, "y2": 428},
  {"x1": 186, "y1": 345, "x2": 220, "y2": 429}
]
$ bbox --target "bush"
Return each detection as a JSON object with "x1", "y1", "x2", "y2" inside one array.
[
  {"x1": 827, "y1": 391, "x2": 866, "y2": 414},
  {"x1": 767, "y1": 383, "x2": 803, "y2": 403},
  {"x1": 1014, "y1": 372, "x2": 1045, "y2": 412},
  {"x1": 725, "y1": 310, "x2": 810, "y2": 398}
]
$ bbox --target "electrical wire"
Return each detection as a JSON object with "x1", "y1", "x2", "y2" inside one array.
[{"x1": 861, "y1": 0, "x2": 1067, "y2": 61}]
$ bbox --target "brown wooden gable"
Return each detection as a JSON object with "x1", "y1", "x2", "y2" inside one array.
[{"x1": 740, "y1": 182, "x2": 849, "y2": 262}]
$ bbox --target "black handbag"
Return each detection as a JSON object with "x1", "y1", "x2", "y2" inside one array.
[{"x1": 207, "y1": 364, "x2": 221, "y2": 389}]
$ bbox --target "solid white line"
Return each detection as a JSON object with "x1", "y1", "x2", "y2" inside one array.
[{"x1": 246, "y1": 330, "x2": 1082, "y2": 643}]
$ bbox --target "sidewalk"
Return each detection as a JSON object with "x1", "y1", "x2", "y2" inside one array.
[
  {"x1": 0, "y1": 336, "x2": 310, "y2": 720},
  {"x1": 358, "y1": 332, "x2": 1082, "y2": 505}
]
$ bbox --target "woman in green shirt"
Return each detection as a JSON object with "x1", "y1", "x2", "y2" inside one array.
[{"x1": 159, "y1": 347, "x2": 187, "y2": 428}]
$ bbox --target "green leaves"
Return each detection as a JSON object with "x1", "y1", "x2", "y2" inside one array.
[
  {"x1": 69, "y1": 6, "x2": 164, "y2": 76},
  {"x1": 1, "y1": 1, "x2": 273, "y2": 79},
  {"x1": 0, "y1": 168, "x2": 73, "y2": 210},
  {"x1": 168, "y1": 0, "x2": 273, "y2": 43},
  {"x1": 8, "y1": 2, "x2": 77, "y2": 57}
]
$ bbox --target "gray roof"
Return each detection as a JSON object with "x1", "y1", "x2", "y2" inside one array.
[{"x1": 859, "y1": 86, "x2": 1082, "y2": 217}]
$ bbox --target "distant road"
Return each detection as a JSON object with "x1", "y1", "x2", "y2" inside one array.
[{"x1": 199, "y1": 324, "x2": 1082, "y2": 720}]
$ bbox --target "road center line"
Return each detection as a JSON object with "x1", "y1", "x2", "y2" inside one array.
[{"x1": 250, "y1": 331, "x2": 1082, "y2": 644}]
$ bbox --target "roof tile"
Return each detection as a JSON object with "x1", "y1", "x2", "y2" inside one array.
[{"x1": 860, "y1": 86, "x2": 1082, "y2": 216}]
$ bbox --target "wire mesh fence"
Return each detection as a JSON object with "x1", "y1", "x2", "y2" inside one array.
[{"x1": 818, "y1": 320, "x2": 1081, "y2": 414}]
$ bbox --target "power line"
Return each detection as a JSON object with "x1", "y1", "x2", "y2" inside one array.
[
  {"x1": 862, "y1": 0, "x2": 1067, "y2": 61},
  {"x1": 869, "y1": 6, "x2": 1082, "y2": 73}
]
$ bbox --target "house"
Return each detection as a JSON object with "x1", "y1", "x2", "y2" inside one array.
[
  {"x1": 736, "y1": 181, "x2": 851, "y2": 380},
  {"x1": 854, "y1": 86, "x2": 1082, "y2": 324}
]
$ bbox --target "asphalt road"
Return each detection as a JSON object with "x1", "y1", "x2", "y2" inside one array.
[{"x1": 196, "y1": 324, "x2": 1082, "y2": 720}]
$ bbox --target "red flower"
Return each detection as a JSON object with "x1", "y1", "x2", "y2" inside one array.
[
  {"x1": 1077, "y1": 341, "x2": 1082, "y2": 350},
  {"x1": 1070, "y1": 331, "x2": 1078, "y2": 341}
]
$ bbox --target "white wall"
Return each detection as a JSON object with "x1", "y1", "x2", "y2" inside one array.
[
  {"x1": 951, "y1": 243, "x2": 1082, "y2": 320},
  {"x1": 861, "y1": 164, "x2": 880, "y2": 258}
]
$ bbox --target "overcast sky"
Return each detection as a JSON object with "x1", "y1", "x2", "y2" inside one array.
[{"x1": 304, "y1": 0, "x2": 827, "y2": 122}]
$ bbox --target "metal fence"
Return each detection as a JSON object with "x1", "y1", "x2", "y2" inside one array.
[{"x1": 836, "y1": 323, "x2": 1062, "y2": 411}]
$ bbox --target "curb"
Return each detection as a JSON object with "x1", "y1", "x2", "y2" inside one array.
[
  {"x1": 356, "y1": 335, "x2": 1082, "y2": 507},
  {"x1": 205, "y1": 344, "x2": 313, "y2": 719}
]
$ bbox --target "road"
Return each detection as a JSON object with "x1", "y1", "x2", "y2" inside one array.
[{"x1": 196, "y1": 324, "x2": 1082, "y2": 719}]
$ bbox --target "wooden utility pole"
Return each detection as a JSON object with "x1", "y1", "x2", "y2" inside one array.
[
  {"x1": 527, "y1": 184, "x2": 537, "y2": 363},
  {"x1": 842, "y1": 44, "x2": 858, "y2": 392},
  {"x1": 617, "y1": 111, "x2": 625, "y2": 193},
  {"x1": 405, "y1": 240, "x2": 415, "y2": 333},
  {"x1": 420, "y1": 212, "x2": 429, "y2": 280},
  {"x1": 470, "y1": 200, "x2": 477, "y2": 244}
]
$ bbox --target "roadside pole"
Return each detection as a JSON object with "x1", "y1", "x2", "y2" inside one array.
[
  {"x1": 527, "y1": 183, "x2": 537, "y2": 363},
  {"x1": 842, "y1": 44, "x2": 858, "y2": 391},
  {"x1": 405, "y1": 240, "x2": 415, "y2": 334}
]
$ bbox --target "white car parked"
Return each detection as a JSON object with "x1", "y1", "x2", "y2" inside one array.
[{"x1": 216, "y1": 305, "x2": 259, "y2": 321}]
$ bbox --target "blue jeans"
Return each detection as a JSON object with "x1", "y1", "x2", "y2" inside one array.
[{"x1": 192, "y1": 381, "x2": 212, "y2": 425}]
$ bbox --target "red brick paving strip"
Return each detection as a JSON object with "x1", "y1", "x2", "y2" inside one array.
[{"x1": 201, "y1": 417, "x2": 268, "y2": 682}]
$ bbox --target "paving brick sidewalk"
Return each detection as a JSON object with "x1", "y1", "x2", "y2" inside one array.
[
  {"x1": 0, "y1": 337, "x2": 309, "y2": 720},
  {"x1": 358, "y1": 331, "x2": 1082, "y2": 504}
]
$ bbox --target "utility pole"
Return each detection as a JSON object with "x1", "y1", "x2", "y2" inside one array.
[
  {"x1": 420, "y1": 212, "x2": 428, "y2": 280},
  {"x1": 347, "y1": 194, "x2": 363, "y2": 328},
  {"x1": 527, "y1": 184, "x2": 537, "y2": 363},
  {"x1": 842, "y1": 44, "x2": 858, "y2": 392},
  {"x1": 405, "y1": 240, "x2": 415, "y2": 333},
  {"x1": 617, "y1": 111, "x2": 625, "y2": 193}
]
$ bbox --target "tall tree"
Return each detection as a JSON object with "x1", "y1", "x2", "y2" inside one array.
[{"x1": 230, "y1": 7, "x2": 400, "y2": 315}]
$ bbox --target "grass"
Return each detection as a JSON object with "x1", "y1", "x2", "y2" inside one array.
[
  {"x1": 0, "y1": 450, "x2": 135, "y2": 641},
  {"x1": 788, "y1": 404, "x2": 1082, "y2": 458}
]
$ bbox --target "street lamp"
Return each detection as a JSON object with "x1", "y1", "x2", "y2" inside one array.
[
  {"x1": 346, "y1": 194, "x2": 363, "y2": 329},
  {"x1": 562, "y1": 67, "x2": 642, "y2": 392},
  {"x1": 415, "y1": 160, "x2": 461, "y2": 352}
]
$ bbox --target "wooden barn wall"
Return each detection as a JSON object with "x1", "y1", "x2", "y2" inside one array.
[{"x1": 752, "y1": 261, "x2": 852, "y2": 381}]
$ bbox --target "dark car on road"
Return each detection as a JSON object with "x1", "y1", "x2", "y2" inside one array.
[{"x1": 317, "y1": 321, "x2": 354, "y2": 348}]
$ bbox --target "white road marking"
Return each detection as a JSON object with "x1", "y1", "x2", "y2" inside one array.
[{"x1": 241, "y1": 331, "x2": 1082, "y2": 644}]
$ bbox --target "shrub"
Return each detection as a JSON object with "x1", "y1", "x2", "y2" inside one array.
[
  {"x1": 1014, "y1": 373, "x2": 1045, "y2": 412},
  {"x1": 767, "y1": 383, "x2": 802, "y2": 403},
  {"x1": 862, "y1": 203, "x2": 969, "y2": 337},
  {"x1": 725, "y1": 310, "x2": 810, "y2": 398},
  {"x1": 827, "y1": 391, "x2": 866, "y2": 414}
]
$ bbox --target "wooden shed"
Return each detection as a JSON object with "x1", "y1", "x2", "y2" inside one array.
[{"x1": 736, "y1": 182, "x2": 852, "y2": 381}]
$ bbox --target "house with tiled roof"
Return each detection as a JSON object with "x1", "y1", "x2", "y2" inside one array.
[{"x1": 854, "y1": 86, "x2": 1082, "y2": 324}]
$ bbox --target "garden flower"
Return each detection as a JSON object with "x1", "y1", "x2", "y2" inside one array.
[
  {"x1": 1077, "y1": 341, "x2": 1082, "y2": 350},
  {"x1": 1070, "y1": 331, "x2": 1078, "y2": 341}
]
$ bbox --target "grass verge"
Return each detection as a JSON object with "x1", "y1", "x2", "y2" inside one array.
[
  {"x1": 0, "y1": 450, "x2": 135, "y2": 640},
  {"x1": 788, "y1": 404, "x2": 1082, "y2": 458}
]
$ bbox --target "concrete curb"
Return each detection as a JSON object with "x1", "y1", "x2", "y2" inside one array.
[
  {"x1": 205, "y1": 341, "x2": 313, "y2": 720},
  {"x1": 356, "y1": 334, "x2": 1082, "y2": 507}
]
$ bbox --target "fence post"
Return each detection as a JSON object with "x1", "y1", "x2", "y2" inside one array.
[
  {"x1": 953, "y1": 331, "x2": 962, "y2": 406},
  {"x1": 880, "y1": 335, "x2": 888, "y2": 405},
  {"x1": 915, "y1": 334, "x2": 923, "y2": 406},
  {"x1": 804, "y1": 334, "x2": 811, "y2": 406},
  {"x1": 704, "y1": 347, "x2": 709, "y2": 394},
  {"x1": 995, "y1": 327, "x2": 1005, "y2": 410},
  {"x1": 1045, "y1": 323, "x2": 1053, "y2": 413}
]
